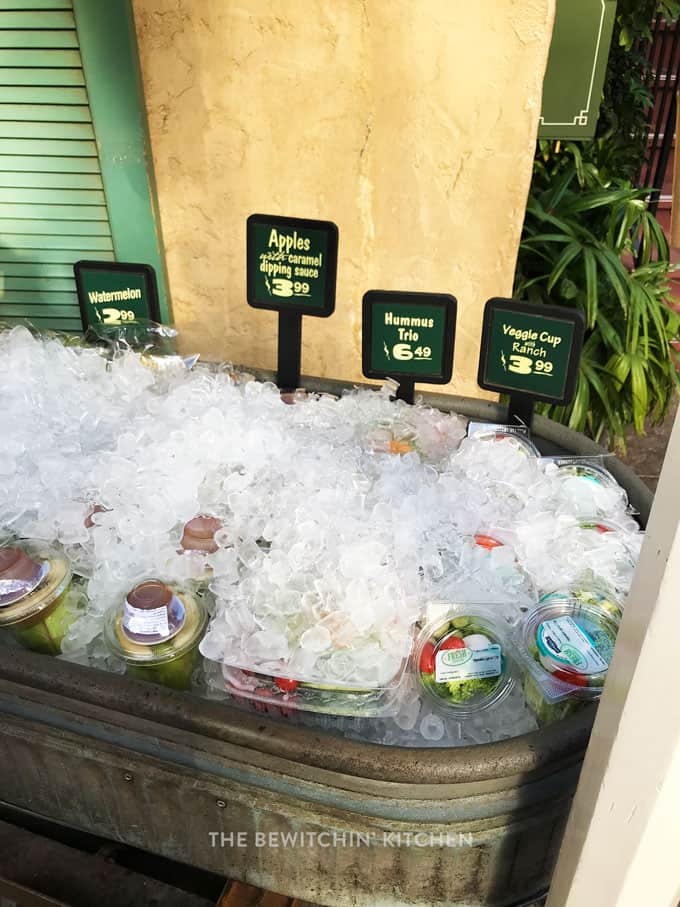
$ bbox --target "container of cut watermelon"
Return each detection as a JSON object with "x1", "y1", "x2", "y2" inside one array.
[
  {"x1": 519, "y1": 597, "x2": 620, "y2": 725},
  {"x1": 416, "y1": 610, "x2": 515, "y2": 717},
  {"x1": 211, "y1": 663, "x2": 406, "y2": 718}
]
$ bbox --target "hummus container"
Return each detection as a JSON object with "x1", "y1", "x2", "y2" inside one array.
[{"x1": 210, "y1": 663, "x2": 406, "y2": 718}]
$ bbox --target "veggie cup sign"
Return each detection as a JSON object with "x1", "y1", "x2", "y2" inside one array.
[
  {"x1": 362, "y1": 290, "x2": 457, "y2": 403},
  {"x1": 246, "y1": 214, "x2": 339, "y2": 390},
  {"x1": 74, "y1": 260, "x2": 160, "y2": 331},
  {"x1": 478, "y1": 298, "x2": 584, "y2": 403},
  {"x1": 477, "y1": 298, "x2": 585, "y2": 426}
]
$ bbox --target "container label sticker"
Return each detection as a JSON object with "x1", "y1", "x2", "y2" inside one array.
[
  {"x1": 435, "y1": 645, "x2": 502, "y2": 683},
  {"x1": 123, "y1": 603, "x2": 170, "y2": 638},
  {"x1": 537, "y1": 616, "x2": 610, "y2": 674}
]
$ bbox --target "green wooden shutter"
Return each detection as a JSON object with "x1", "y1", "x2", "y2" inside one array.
[{"x1": 0, "y1": 0, "x2": 113, "y2": 332}]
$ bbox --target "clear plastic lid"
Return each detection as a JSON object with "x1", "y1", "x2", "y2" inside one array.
[
  {"x1": 365, "y1": 419, "x2": 419, "y2": 455},
  {"x1": 539, "y1": 582, "x2": 624, "y2": 620},
  {"x1": 416, "y1": 608, "x2": 515, "y2": 716},
  {"x1": 200, "y1": 606, "x2": 412, "y2": 692},
  {"x1": 105, "y1": 581, "x2": 207, "y2": 665},
  {"x1": 554, "y1": 460, "x2": 619, "y2": 489},
  {"x1": 519, "y1": 597, "x2": 620, "y2": 702},
  {"x1": 0, "y1": 543, "x2": 72, "y2": 627},
  {"x1": 467, "y1": 426, "x2": 540, "y2": 458}
]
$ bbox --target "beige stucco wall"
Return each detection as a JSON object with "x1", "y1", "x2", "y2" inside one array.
[{"x1": 132, "y1": 0, "x2": 555, "y2": 396}]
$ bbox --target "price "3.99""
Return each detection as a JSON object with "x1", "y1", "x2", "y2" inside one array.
[{"x1": 507, "y1": 355, "x2": 553, "y2": 375}]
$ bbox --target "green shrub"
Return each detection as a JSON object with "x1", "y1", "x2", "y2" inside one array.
[
  {"x1": 514, "y1": 2, "x2": 680, "y2": 448},
  {"x1": 516, "y1": 143, "x2": 680, "y2": 446}
]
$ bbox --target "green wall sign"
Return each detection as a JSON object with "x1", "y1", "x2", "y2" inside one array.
[
  {"x1": 539, "y1": 0, "x2": 617, "y2": 141},
  {"x1": 74, "y1": 260, "x2": 160, "y2": 330},
  {"x1": 478, "y1": 299, "x2": 584, "y2": 405},
  {"x1": 247, "y1": 214, "x2": 338, "y2": 317},
  {"x1": 362, "y1": 291, "x2": 457, "y2": 397}
]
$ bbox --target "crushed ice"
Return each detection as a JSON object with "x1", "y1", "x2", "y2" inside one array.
[{"x1": 0, "y1": 327, "x2": 643, "y2": 746}]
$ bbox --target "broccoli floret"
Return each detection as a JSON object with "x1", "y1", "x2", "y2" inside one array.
[{"x1": 446, "y1": 677, "x2": 498, "y2": 702}]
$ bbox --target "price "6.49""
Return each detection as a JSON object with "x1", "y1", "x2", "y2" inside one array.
[{"x1": 393, "y1": 343, "x2": 432, "y2": 361}]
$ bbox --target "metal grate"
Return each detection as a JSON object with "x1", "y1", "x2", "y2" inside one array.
[{"x1": 638, "y1": 18, "x2": 680, "y2": 214}]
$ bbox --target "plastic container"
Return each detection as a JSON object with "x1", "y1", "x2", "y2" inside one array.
[
  {"x1": 519, "y1": 597, "x2": 620, "y2": 725},
  {"x1": 416, "y1": 609, "x2": 515, "y2": 716},
  {"x1": 554, "y1": 461, "x2": 619, "y2": 488},
  {"x1": 210, "y1": 663, "x2": 406, "y2": 718},
  {"x1": 365, "y1": 418, "x2": 419, "y2": 455},
  {"x1": 0, "y1": 543, "x2": 77, "y2": 655},
  {"x1": 467, "y1": 425, "x2": 540, "y2": 458},
  {"x1": 104, "y1": 580, "x2": 207, "y2": 690}
]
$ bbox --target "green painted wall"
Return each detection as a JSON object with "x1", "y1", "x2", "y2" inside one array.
[{"x1": 73, "y1": 0, "x2": 170, "y2": 322}]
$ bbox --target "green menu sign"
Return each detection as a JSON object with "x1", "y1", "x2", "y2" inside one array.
[
  {"x1": 247, "y1": 214, "x2": 338, "y2": 317},
  {"x1": 74, "y1": 260, "x2": 160, "y2": 330},
  {"x1": 362, "y1": 291, "x2": 457, "y2": 392},
  {"x1": 478, "y1": 299, "x2": 584, "y2": 405},
  {"x1": 539, "y1": 0, "x2": 616, "y2": 140}
]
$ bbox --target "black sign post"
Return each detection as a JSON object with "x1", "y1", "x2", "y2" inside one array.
[
  {"x1": 362, "y1": 290, "x2": 457, "y2": 404},
  {"x1": 246, "y1": 213, "x2": 339, "y2": 391},
  {"x1": 477, "y1": 298, "x2": 585, "y2": 428},
  {"x1": 74, "y1": 260, "x2": 160, "y2": 331}
]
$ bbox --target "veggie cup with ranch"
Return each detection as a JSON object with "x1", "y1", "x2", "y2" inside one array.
[
  {"x1": 471, "y1": 429, "x2": 539, "y2": 458},
  {"x1": 417, "y1": 611, "x2": 514, "y2": 716},
  {"x1": 104, "y1": 579, "x2": 207, "y2": 690},
  {"x1": 0, "y1": 543, "x2": 77, "y2": 655},
  {"x1": 520, "y1": 597, "x2": 620, "y2": 725}
]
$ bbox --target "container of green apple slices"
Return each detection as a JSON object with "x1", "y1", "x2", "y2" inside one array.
[
  {"x1": 104, "y1": 579, "x2": 207, "y2": 690},
  {"x1": 0, "y1": 541, "x2": 78, "y2": 655},
  {"x1": 416, "y1": 608, "x2": 515, "y2": 716}
]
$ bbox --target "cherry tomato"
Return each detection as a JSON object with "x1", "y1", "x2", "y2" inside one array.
[
  {"x1": 274, "y1": 676, "x2": 299, "y2": 693},
  {"x1": 419, "y1": 641, "x2": 436, "y2": 674},
  {"x1": 474, "y1": 534, "x2": 503, "y2": 551},
  {"x1": 439, "y1": 635, "x2": 466, "y2": 652},
  {"x1": 552, "y1": 668, "x2": 588, "y2": 687}
]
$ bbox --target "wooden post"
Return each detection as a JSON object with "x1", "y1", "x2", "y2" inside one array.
[
  {"x1": 671, "y1": 90, "x2": 680, "y2": 250},
  {"x1": 547, "y1": 407, "x2": 680, "y2": 907}
]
